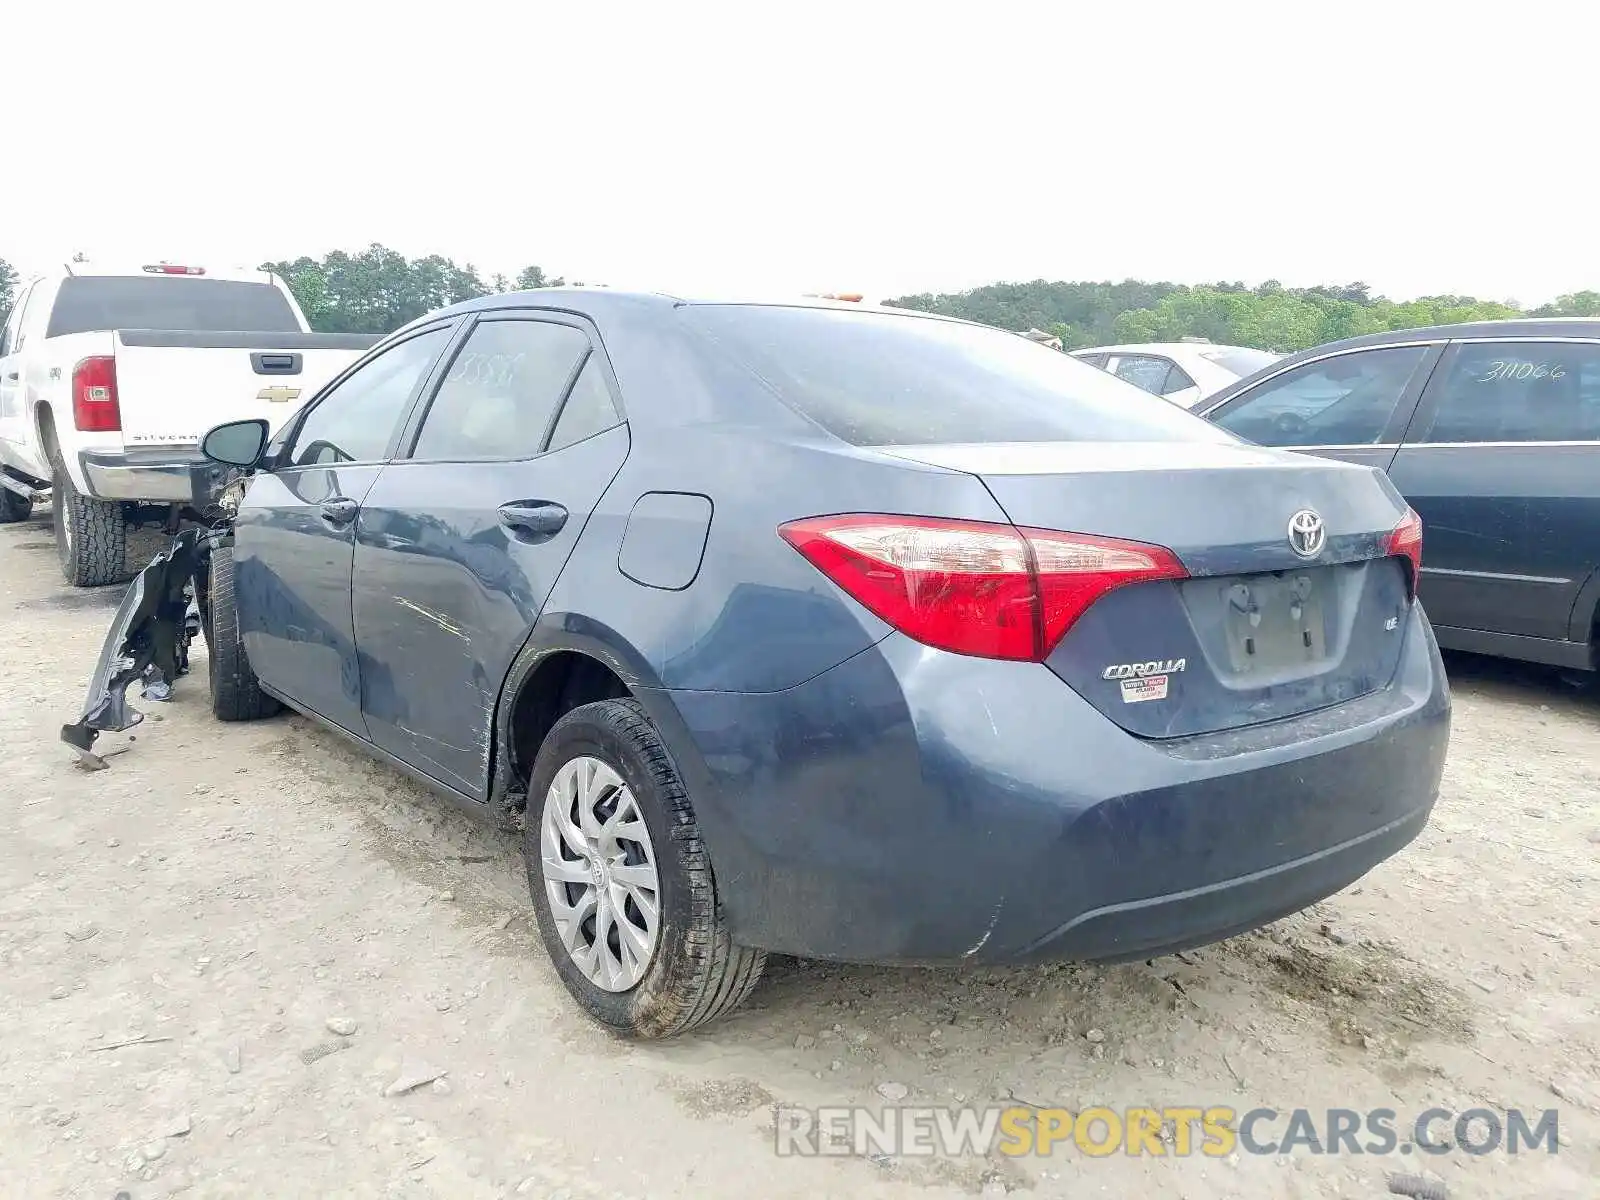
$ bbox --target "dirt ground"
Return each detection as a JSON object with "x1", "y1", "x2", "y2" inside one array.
[{"x1": 1, "y1": 511, "x2": 1595, "y2": 1200}]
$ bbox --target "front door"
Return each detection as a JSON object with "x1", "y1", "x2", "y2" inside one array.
[
  {"x1": 235, "y1": 324, "x2": 456, "y2": 735},
  {"x1": 352, "y1": 315, "x2": 630, "y2": 799},
  {"x1": 0, "y1": 283, "x2": 35, "y2": 472},
  {"x1": 1388, "y1": 338, "x2": 1600, "y2": 642},
  {"x1": 1203, "y1": 342, "x2": 1442, "y2": 474}
]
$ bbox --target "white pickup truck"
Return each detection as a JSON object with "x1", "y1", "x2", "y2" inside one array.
[{"x1": 0, "y1": 261, "x2": 380, "y2": 585}]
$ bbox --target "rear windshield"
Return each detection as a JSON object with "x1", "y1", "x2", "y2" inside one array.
[
  {"x1": 46, "y1": 276, "x2": 301, "y2": 338},
  {"x1": 680, "y1": 305, "x2": 1231, "y2": 446},
  {"x1": 1201, "y1": 347, "x2": 1281, "y2": 377}
]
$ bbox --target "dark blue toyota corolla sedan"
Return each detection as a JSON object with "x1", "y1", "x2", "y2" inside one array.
[{"x1": 66, "y1": 290, "x2": 1451, "y2": 1037}]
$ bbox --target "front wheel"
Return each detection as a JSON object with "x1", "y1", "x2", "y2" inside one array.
[
  {"x1": 525, "y1": 698, "x2": 766, "y2": 1038},
  {"x1": 204, "y1": 544, "x2": 281, "y2": 722}
]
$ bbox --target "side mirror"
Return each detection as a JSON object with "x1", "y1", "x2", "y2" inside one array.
[{"x1": 200, "y1": 418, "x2": 270, "y2": 469}]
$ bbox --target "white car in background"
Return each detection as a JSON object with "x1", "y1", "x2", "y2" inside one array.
[{"x1": 1072, "y1": 340, "x2": 1281, "y2": 408}]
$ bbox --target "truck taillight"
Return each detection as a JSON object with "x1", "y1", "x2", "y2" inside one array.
[
  {"x1": 72, "y1": 357, "x2": 122, "y2": 433},
  {"x1": 779, "y1": 514, "x2": 1188, "y2": 661},
  {"x1": 142, "y1": 264, "x2": 205, "y2": 275}
]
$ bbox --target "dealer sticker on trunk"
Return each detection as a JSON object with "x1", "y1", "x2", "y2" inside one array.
[{"x1": 1119, "y1": 675, "x2": 1169, "y2": 703}]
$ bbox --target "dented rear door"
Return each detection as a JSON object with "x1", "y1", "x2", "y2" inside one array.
[{"x1": 351, "y1": 317, "x2": 630, "y2": 800}]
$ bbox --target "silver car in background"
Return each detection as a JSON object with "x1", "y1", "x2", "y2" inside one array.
[{"x1": 1073, "y1": 340, "x2": 1281, "y2": 408}]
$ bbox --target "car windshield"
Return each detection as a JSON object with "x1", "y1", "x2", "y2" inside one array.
[
  {"x1": 46, "y1": 277, "x2": 301, "y2": 337},
  {"x1": 680, "y1": 305, "x2": 1233, "y2": 447},
  {"x1": 1201, "y1": 347, "x2": 1281, "y2": 378}
]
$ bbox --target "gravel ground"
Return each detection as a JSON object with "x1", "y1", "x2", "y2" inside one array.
[{"x1": 1, "y1": 511, "x2": 1596, "y2": 1199}]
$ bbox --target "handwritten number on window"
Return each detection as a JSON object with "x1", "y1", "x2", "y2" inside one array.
[{"x1": 1475, "y1": 359, "x2": 1566, "y2": 383}]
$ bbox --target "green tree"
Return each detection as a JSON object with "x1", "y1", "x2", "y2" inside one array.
[
  {"x1": 0, "y1": 258, "x2": 17, "y2": 328},
  {"x1": 1530, "y1": 290, "x2": 1600, "y2": 317},
  {"x1": 513, "y1": 265, "x2": 564, "y2": 291},
  {"x1": 261, "y1": 244, "x2": 509, "y2": 334}
]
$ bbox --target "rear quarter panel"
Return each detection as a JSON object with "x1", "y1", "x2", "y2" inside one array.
[{"x1": 538, "y1": 429, "x2": 1014, "y2": 693}]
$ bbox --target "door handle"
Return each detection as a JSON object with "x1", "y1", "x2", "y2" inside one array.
[
  {"x1": 320, "y1": 497, "x2": 359, "y2": 526},
  {"x1": 498, "y1": 501, "x2": 568, "y2": 540},
  {"x1": 4, "y1": 372, "x2": 16, "y2": 381}
]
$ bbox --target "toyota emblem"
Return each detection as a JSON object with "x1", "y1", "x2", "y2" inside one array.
[{"x1": 1287, "y1": 509, "x2": 1326, "y2": 559}]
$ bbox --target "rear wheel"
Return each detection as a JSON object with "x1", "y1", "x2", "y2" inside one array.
[
  {"x1": 204, "y1": 543, "x2": 281, "y2": 722},
  {"x1": 48, "y1": 441, "x2": 126, "y2": 587},
  {"x1": 0, "y1": 487, "x2": 30, "y2": 524},
  {"x1": 525, "y1": 698, "x2": 766, "y2": 1038}
]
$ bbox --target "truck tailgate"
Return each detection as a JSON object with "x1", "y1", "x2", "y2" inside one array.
[{"x1": 112, "y1": 330, "x2": 380, "y2": 448}]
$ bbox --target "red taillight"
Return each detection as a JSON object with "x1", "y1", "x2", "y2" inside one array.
[
  {"x1": 72, "y1": 356, "x2": 122, "y2": 432},
  {"x1": 1385, "y1": 508, "x2": 1423, "y2": 598},
  {"x1": 142, "y1": 263, "x2": 205, "y2": 275},
  {"x1": 779, "y1": 514, "x2": 1188, "y2": 662}
]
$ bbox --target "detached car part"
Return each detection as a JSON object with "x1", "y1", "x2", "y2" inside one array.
[{"x1": 60, "y1": 527, "x2": 208, "y2": 763}]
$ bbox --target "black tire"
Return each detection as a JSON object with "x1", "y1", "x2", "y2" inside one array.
[
  {"x1": 0, "y1": 487, "x2": 30, "y2": 523},
  {"x1": 204, "y1": 544, "x2": 281, "y2": 722},
  {"x1": 48, "y1": 442, "x2": 126, "y2": 586},
  {"x1": 525, "y1": 698, "x2": 766, "y2": 1038}
]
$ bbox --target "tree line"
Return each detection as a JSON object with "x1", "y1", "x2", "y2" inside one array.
[
  {"x1": 883, "y1": 279, "x2": 1600, "y2": 352},
  {"x1": 3, "y1": 248, "x2": 1600, "y2": 351}
]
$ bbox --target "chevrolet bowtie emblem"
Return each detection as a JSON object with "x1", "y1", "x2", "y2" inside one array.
[{"x1": 257, "y1": 386, "x2": 301, "y2": 403}]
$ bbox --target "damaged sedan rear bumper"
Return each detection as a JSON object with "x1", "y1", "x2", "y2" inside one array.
[{"x1": 60, "y1": 527, "x2": 208, "y2": 763}]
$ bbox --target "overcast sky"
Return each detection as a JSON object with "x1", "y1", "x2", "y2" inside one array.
[{"x1": 7, "y1": 1, "x2": 1596, "y2": 305}]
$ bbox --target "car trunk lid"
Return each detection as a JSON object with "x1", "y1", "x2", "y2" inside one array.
[{"x1": 879, "y1": 440, "x2": 1416, "y2": 738}]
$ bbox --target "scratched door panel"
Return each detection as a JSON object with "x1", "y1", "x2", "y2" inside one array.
[
  {"x1": 234, "y1": 464, "x2": 387, "y2": 736},
  {"x1": 350, "y1": 425, "x2": 630, "y2": 800}
]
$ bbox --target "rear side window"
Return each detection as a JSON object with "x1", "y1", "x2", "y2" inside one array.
[
  {"x1": 412, "y1": 320, "x2": 590, "y2": 461},
  {"x1": 1112, "y1": 354, "x2": 1176, "y2": 395},
  {"x1": 546, "y1": 356, "x2": 623, "y2": 452},
  {"x1": 46, "y1": 277, "x2": 301, "y2": 337},
  {"x1": 1419, "y1": 341, "x2": 1600, "y2": 443},
  {"x1": 1211, "y1": 346, "x2": 1426, "y2": 447},
  {"x1": 680, "y1": 306, "x2": 1227, "y2": 446}
]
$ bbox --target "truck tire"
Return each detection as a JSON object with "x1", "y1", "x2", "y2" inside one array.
[
  {"x1": 0, "y1": 488, "x2": 30, "y2": 523},
  {"x1": 49, "y1": 445, "x2": 127, "y2": 587},
  {"x1": 205, "y1": 544, "x2": 281, "y2": 722}
]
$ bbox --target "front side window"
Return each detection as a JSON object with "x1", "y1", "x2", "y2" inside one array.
[
  {"x1": 411, "y1": 320, "x2": 590, "y2": 461},
  {"x1": 1419, "y1": 341, "x2": 1600, "y2": 443},
  {"x1": 1211, "y1": 346, "x2": 1427, "y2": 447},
  {"x1": 289, "y1": 327, "x2": 452, "y2": 466},
  {"x1": 0, "y1": 286, "x2": 28, "y2": 356}
]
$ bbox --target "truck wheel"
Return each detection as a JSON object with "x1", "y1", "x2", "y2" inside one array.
[
  {"x1": 0, "y1": 488, "x2": 30, "y2": 523},
  {"x1": 205, "y1": 544, "x2": 281, "y2": 722},
  {"x1": 525, "y1": 698, "x2": 767, "y2": 1038},
  {"x1": 49, "y1": 446, "x2": 127, "y2": 587}
]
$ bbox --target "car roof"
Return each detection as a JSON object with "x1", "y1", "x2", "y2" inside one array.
[
  {"x1": 432, "y1": 287, "x2": 964, "y2": 321},
  {"x1": 1279, "y1": 317, "x2": 1600, "y2": 357},
  {"x1": 1072, "y1": 342, "x2": 1264, "y2": 356}
]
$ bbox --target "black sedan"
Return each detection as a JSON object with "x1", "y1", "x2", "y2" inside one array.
[{"x1": 1200, "y1": 319, "x2": 1600, "y2": 674}]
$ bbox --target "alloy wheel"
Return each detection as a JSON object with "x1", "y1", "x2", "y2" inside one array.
[{"x1": 539, "y1": 755, "x2": 661, "y2": 992}]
